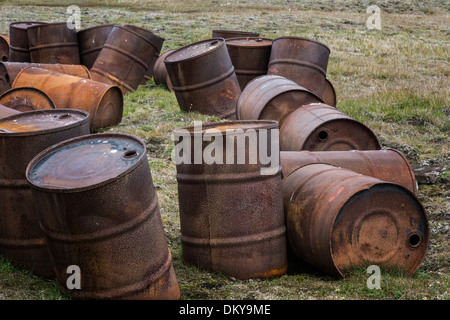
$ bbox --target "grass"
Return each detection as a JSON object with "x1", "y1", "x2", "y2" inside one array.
[{"x1": 0, "y1": 0, "x2": 449, "y2": 301}]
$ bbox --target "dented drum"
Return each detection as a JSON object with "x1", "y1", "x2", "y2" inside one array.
[
  {"x1": 0, "y1": 109, "x2": 90, "y2": 278},
  {"x1": 77, "y1": 24, "x2": 116, "y2": 69},
  {"x1": 26, "y1": 133, "x2": 181, "y2": 300}
]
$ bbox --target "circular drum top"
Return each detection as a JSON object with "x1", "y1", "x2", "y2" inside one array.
[
  {"x1": 173, "y1": 120, "x2": 278, "y2": 136},
  {"x1": 165, "y1": 38, "x2": 224, "y2": 63},
  {"x1": 27, "y1": 133, "x2": 145, "y2": 190},
  {"x1": 225, "y1": 37, "x2": 273, "y2": 47}
]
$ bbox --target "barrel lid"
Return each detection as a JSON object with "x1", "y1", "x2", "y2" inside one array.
[
  {"x1": 27, "y1": 133, "x2": 145, "y2": 190},
  {"x1": 273, "y1": 36, "x2": 330, "y2": 53},
  {"x1": 165, "y1": 38, "x2": 224, "y2": 63},
  {"x1": 10, "y1": 21, "x2": 48, "y2": 29},
  {"x1": 0, "y1": 109, "x2": 89, "y2": 135},
  {"x1": 225, "y1": 37, "x2": 273, "y2": 47}
]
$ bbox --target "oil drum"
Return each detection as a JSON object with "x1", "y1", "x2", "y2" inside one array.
[
  {"x1": 77, "y1": 24, "x2": 117, "y2": 69},
  {"x1": 8, "y1": 21, "x2": 47, "y2": 62}
]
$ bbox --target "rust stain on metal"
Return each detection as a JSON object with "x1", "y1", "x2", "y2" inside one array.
[
  {"x1": 8, "y1": 21, "x2": 47, "y2": 62},
  {"x1": 0, "y1": 35, "x2": 10, "y2": 62},
  {"x1": 153, "y1": 50, "x2": 175, "y2": 91},
  {"x1": 0, "y1": 62, "x2": 10, "y2": 95},
  {"x1": 322, "y1": 78, "x2": 337, "y2": 107},
  {"x1": 26, "y1": 133, "x2": 180, "y2": 299},
  {"x1": 77, "y1": 24, "x2": 117, "y2": 69}
]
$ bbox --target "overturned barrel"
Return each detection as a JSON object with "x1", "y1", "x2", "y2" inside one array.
[
  {"x1": 225, "y1": 37, "x2": 273, "y2": 90},
  {"x1": 322, "y1": 78, "x2": 337, "y2": 107},
  {"x1": 26, "y1": 133, "x2": 181, "y2": 300},
  {"x1": 165, "y1": 38, "x2": 241, "y2": 119},
  {"x1": 280, "y1": 149, "x2": 417, "y2": 194},
  {"x1": 153, "y1": 50, "x2": 175, "y2": 91},
  {"x1": 12, "y1": 67, "x2": 123, "y2": 132},
  {"x1": 0, "y1": 87, "x2": 55, "y2": 112},
  {"x1": 0, "y1": 35, "x2": 9, "y2": 62},
  {"x1": 237, "y1": 75, "x2": 323, "y2": 126},
  {"x1": 172, "y1": 120, "x2": 287, "y2": 279},
  {"x1": 212, "y1": 29, "x2": 259, "y2": 39},
  {"x1": 77, "y1": 24, "x2": 116, "y2": 69},
  {"x1": 280, "y1": 103, "x2": 381, "y2": 151},
  {"x1": 267, "y1": 36, "x2": 330, "y2": 98},
  {"x1": 0, "y1": 109, "x2": 90, "y2": 278},
  {"x1": 8, "y1": 21, "x2": 47, "y2": 62},
  {"x1": 26, "y1": 22, "x2": 80, "y2": 64},
  {"x1": 282, "y1": 163, "x2": 429, "y2": 277}
]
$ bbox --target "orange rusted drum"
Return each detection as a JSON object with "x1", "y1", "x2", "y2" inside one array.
[
  {"x1": 173, "y1": 120, "x2": 287, "y2": 279},
  {"x1": 165, "y1": 38, "x2": 241, "y2": 119},
  {"x1": 0, "y1": 35, "x2": 10, "y2": 62},
  {"x1": 26, "y1": 133, "x2": 181, "y2": 299},
  {"x1": 282, "y1": 163, "x2": 429, "y2": 277},
  {"x1": 12, "y1": 67, "x2": 123, "y2": 132},
  {"x1": 153, "y1": 50, "x2": 175, "y2": 91},
  {"x1": 9, "y1": 21, "x2": 47, "y2": 62},
  {"x1": 91, "y1": 25, "x2": 159, "y2": 95},
  {"x1": 237, "y1": 75, "x2": 323, "y2": 126},
  {"x1": 280, "y1": 103, "x2": 381, "y2": 151},
  {"x1": 26, "y1": 22, "x2": 80, "y2": 64},
  {"x1": 280, "y1": 149, "x2": 418, "y2": 194},
  {"x1": 322, "y1": 78, "x2": 337, "y2": 107},
  {"x1": 0, "y1": 87, "x2": 55, "y2": 112},
  {"x1": 225, "y1": 37, "x2": 273, "y2": 90},
  {"x1": 0, "y1": 104, "x2": 21, "y2": 119},
  {"x1": 267, "y1": 36, "x2": 330, "y2": 98},
  {"x1": 0, "y1": 109, "x2": 90, "y2": 278},
  {"x1": 212, "y1": 29, "x2": 259, "y2": 39},
  {"x1": 77, "y1": 24, "x2": 117, "y2": 69}
]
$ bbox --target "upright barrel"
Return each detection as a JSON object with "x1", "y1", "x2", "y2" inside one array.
[
  {"x1": 0, "y1": 109, "x2": 90, "y2": 278},
  {"x1": 212, "y1": 30, "x2": 259, "y2": 39},
  {"x1": 225, "y1": 37, "x2": 273, "y2": 90},
  {"x1": 12, "y1": 67, "x2": 123, "y2": 132},
  {"x1": 165, "y1": 38, "x2": 241, "y2": 119},
  {"x1": 237, "y1": 75, "x2": 323, "y2": 126},
  {"x1": 0, "y1": 35, "x2": 9, "y2": 62},
  {"x1": 26, "y1": 22, "x2": 80, "y2": 64},
  {"x1": 26, "y1": 133, "x2": 181, "y2": 300},
  {"x1": 153, "y1": 50, "x2": 175, "y2": 91},
  {"x1": 279, "y1": 103, "x2": 381, "y2": 151},
  {"x1": 77, "y1": 24, "x2": 116, "y2": 69},
  {"x1": 268, "y1": 36, "x2": 330, "y2": 98},
  {"x1": 282, "y1": 164, "x2": 429, "y2": 277},
  {"x1": 172, "y1": 120, "x2": 287, "y2": 279},
  {"x1": 0, "y1": 87, "x2": 55, "y2": 112},
  {"x1": 8, "y1": 21, "x2": 47, "y2": 62}
]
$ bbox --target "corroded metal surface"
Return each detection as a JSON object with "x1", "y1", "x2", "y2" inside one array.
[
  {"x1": 0, "y1": 62, "x2": 9, "y2": 95},
  {"x1": 279, "y1": 103, "x2": 381, "y2": 151},
  {"x1": 322, "y1": 78, "x2": 336, "y2": 107},
  {"x1": 26, "y1": 22, "x2": 80, "y2": 64},
  {"x1": 0, "y1": 87, "x2": 55, "y2": 112},
  {"x1": 164, "y1": 38, "x2": 241, "y2": 119},
  {"x1": 153, "y1": 50, "x2": 175, "y2": 91},
  {"x1": 280, "y1": 149, "x2": 418, "y2": 194},
  {"x1": 26, "y1": 133, "x2": 181, "y2": 299},
  {"x1": 77, "y1": 24, "x2": 116, "y2": 69},
  {"x1": 267, "y1": 36, "x2": 330, "y2": 98},
  {"x1": 282, "y1": 163, "x2": 429, "y2": 277},
  {"x1": 225, "y1": 37, "x2": 273, "y2": 90},
  {"x1": 0, "y1": 109, "x2": 90, "y2": 279},
  {"x1": 0, "y1": 104, "x2": 21, "y2": 119},
  {"x1": 236, "y1": 75, "x2": 323, "y2": 126},
  {"x1": 212, "y1": 29, "x2": 259, "y2": 39},
  {"x1": 173, "y1": 120, "x2": 287, "y2": 279},
  {"x1": 0, "y1": 35, "x2": 9, "y2": 62},
  {"x1": 12, "y1": 67, "x2": 123, "y2": 132},
  {"x1": 9, "y1": 21, "x2": 47, "y2": 62},
  {"x1": 91, "y1": 25, "x2": 158, "y2": 95}
]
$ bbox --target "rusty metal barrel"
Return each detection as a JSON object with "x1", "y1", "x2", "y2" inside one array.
[
  {"x1": 165, "y1": 38, "x2": 241, "y2": 119},
  {"x1": 0, "y1": 109, "x2": 90, "y2": 278},
  {"x1": 90, "y1": 25, "x2": 159, "y2": 95},
  {"x1": 0, "y1": 35, "x2": 10, "y2": 62},
  {"x1": 8, "y1": 21, "x2": 47, "y2": 62},
  {"x1": 282, "y1": 163, "x2": 429, "y2": 277},
  {"x1": 0, "y1": 104, "x2": 21, "y2": 119},
  {"x1": 0, "y1": 87, "x2": 55, "y2": 112},
  {"x1": 280, "y1": 149, "x2": 418, "y2": 194},
  {"x1": 77, "y1": 24, "x2": 116, "y2": 69},
  {"x1": 172, "y1": 120, "x2": 287, "y2": 279},
  {"x1": 153, "y1": 50, "x2": 175, "y2": 91},
  {"x1": 26, "y1": 22, "x2": 80, "y2": 64},
  {"x1": 212, "y1": 29, "x2": 259, "y2": 39},
  {"x1": 322, "y1": 78, "x2": 337, "y2": 107},
  {"x1": 12, "y1": 67, "x2": 123, "y2": 132},
  {"x1": 225, "y1": 37, "x2": 273, "y2": 90},
  {"x1": 267, "y1": 36, "x2": 330, "y2": 98},
  {"x1": 26, "y1": 133, "x2": 181, "y2": 299},
  {"x1": 0, "y1": 62, "x2": 9, "y2": 94},
  {"x1": 280, "y1": 103, "x2": 381, "y2": 151},
  {"x1": 237, "y1": 75, "x2": 323, "y2": 126}
]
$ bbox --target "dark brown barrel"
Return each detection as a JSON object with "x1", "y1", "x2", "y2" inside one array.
[
  {"x1": 8, "y1": 21, "x2": 47, "y2": 62},
  {"x1": 212, "y1": 29, "x2": 259, "y2": 39},
  {"x1": 0, "y1": 104, "x2": 21, "y2": 119},
  {"x1": 280, "y1": 103, "x2": 381, "y2": 151},
  {"x1": 12, "y1": 67, "x2": 123, "y2": 132},
  {"x1": 280, "y1": 149, "x2": 418, "y2": 194},
  {"x1": 165, "y1": 38, "x2": 241, "y2": 119},
  {"x1": 322, "y1": 78, "x2": 336, "y2": 107},
  {"x1": 282, "y1": 163, "x2": 429, "y2": 277},
  {"x1": 0, "y1": 62, "x2": 10, "y2": 95},
  {"x1": 172, "y1": 120, "x2": 287, "y2": 279},
  {"x1": 0, "y1": 35, "x2": 10, "y2": 62},
  {"x1": 90, "y1": 25, "x2": 159, "y2": 95},
  {"x1": 26, "y1": 133, "x2": 181, "y2": 300},
  {"x1": 77, "y1": 24, "x2": 116, "y2": 69},
  {"x1": 236, "y1": 75, "x2": 323, "y2": 126},
  {"x1": 26, "y1": 22, "x2": 80, "y2": 64},
  {"x1": 0, "y1": 109, "x2": 90, "y2": 279},
  {"x1": 225, "y1": 37, "x2": 273, "y2": 90},
  {"x1": 267, "y1": 36, "x2": 330, "y2": 98},
  {"x1": 0, "y1": 87, "x2": 55, "y2": 112},
  {"x1": 153, "y1": 50, "x2": 175, "y2": 91},
  {"x1": 2, "y1": 62, "x2": 91, "y2": 85}
]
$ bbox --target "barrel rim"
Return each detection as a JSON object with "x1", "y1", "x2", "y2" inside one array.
[
  {"x1": 272, "y1": 36, "x2": 331, "y2": 53},
  {"x1": 212, "y1": 29, "x2": 260, "y2": 36},
  {"x1": 225, "y1": 37, "x2": 273, "y2": 47},
  {"x1": 25, "y1": 21, "x2": 75, "y2": 32},
  {"x1": 25, "y1": 132, "x2": 147, "y2": 193},
  {"x1": 122, "y1": 24, "x2": 166, "y2": 44},
  {"x1": 9, "y1": 21, "x2": 48, "y2": 29},
  {"x1": 108, "y1": 24, "x2": 157, "y2": 49},
  {"x1": 164, "y1": 38, "x2": 226, "y2": 64},
  {"x1": 76, "y1": 23, "x2": 118, "y2": 35}
]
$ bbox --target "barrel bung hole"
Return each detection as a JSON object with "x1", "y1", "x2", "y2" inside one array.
[
  {"x1": 408, "y1": 233, "x2": 421, "y2": 248},
  {"x1": 318, "y1": 130, "x2": 328, "y2": 141},
  {"x1": 123, "y1": 150, "x2": 138, "y2": 158}
]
